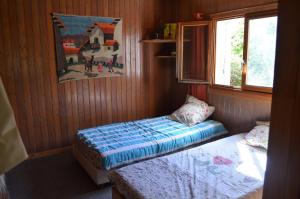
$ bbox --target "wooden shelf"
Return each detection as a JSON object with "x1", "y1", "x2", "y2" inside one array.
[
  {"x1": 156, "y1": 55, "x2": 176, "y2": 59},
  {"x1": 141, "y1": 39, "x2": 191, "y2": 43},
  {"x1": 141, "y1": 39, "x2": 177, "y2": 43}
]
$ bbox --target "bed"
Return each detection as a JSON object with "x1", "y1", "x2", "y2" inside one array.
[
  {"x1": 73, "y1": 116, "x2": 228, "y2": 185},
  {"x1": 109, "y1": 133, "x2": 267, "y2": 199}
]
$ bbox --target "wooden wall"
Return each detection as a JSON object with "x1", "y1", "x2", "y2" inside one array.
[
  {"x1": 0, "y1": 0, "x2": 280, "y2": 154},
  {"x1": 143, "y1": 45, "x2": 187, "y2": 116},
  {"x1": 208, "y1": 88, "x2": 272, "y2": 133},
  {"x1": 263, "y1": 0, "x2": 300, "y2": 197},
  {"x1": 177, "y1": 0, "x2": 278, "y2": 20},
  {"x1": 0, "y1": 0, "x2": 178, "y2": 154}
]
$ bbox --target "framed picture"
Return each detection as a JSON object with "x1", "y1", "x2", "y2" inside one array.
[{"x1": 52, "y1": 13, "x2": 124, "y2": 83}]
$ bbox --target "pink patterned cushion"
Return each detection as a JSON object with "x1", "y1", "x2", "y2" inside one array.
[
  {"x1": 245, "y1": 125, "x2": 269, "y2": 150},
  {"x1": 170, "y1": 95, "x2": 214, "y2": 126}
]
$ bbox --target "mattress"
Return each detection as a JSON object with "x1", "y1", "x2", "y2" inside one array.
[
  {"x1": 76, "y1": 116, "x2": 228, "y2": 170},
  {"x1": 109, "y1": 133, "x2": 267, "y2": 199}
]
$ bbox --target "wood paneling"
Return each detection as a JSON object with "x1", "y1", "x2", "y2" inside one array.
[
  {"x1": 143, "y1": 42, "x2": 188, "y2": 116},
  {"x1": 177, "y1": 0, "x2": 278, "y2": 21},
  {"x1": 0, "y1": 0, "x2": 178, "y2": 154},
  {"x1": 208, "y1": 88, "x2": 272, "y2": 133},
  {"x1": 0, "y1": 0, "x2": 280, "y2": 154},
  {"x1": 263, "y1": 0, "x2": 300, "y2": 198}
]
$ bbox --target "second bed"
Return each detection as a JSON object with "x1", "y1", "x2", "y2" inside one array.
[{"x1": 109, "y1": 133, "x2": 267, "y2": 199}]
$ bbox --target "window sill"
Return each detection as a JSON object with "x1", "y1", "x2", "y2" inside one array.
[{"x1": 209, "y1": 85, "x2": 272, "y2": 101}]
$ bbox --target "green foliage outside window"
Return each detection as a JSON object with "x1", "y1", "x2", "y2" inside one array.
[{"x1": 230, "y1": 21, "x2": 244, "y2": 87}]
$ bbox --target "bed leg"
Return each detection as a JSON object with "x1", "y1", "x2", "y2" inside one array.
[{"x1": 112, "y1": 187, "x2": 126, "y2": 199}]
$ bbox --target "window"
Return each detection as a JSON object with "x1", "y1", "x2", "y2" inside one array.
[
  {"x1": 244, "y1": 16, "x2": 277, "y2": 89},
  {"x1": 215, "y1": 18, "x2": 244, "y2": 88},
  {"x1": 214, "y1": 12, "x2": 278, "y2": 93}
]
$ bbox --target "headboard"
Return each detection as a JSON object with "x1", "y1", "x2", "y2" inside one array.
[{"x1": 208, "y1": 88, "x2": 272, "y2": 134}]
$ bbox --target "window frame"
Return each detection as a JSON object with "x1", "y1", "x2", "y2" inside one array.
[
  {"x1": 210, "y1": 4, "x2": 278, "y2": 94},
  {"x1": 242, "y1": 11, "x2": 278, "y2": 93}
]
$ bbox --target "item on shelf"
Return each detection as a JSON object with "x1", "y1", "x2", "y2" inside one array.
[
  {"x1": 164, "y1": 23, "x2": 177, "y2": 39},
  {"x1": 150, "y1": 23, "x2": 165, "y2": 39},
  {"x1": 193, "y1": 12, "x2": 205, "y2": 20},
  {"x1": 151, "y1": 32, "x2": 160, "y2": 39},
  {"x1": 171, "y1": 51, "x2": 176, "y2": 56}
]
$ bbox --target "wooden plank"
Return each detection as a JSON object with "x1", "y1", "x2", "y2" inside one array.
[
  {"x1": 38, "y1": 0, "x2": 51, "y2": 150},
  {"x1": 97, "y1": 0, "x2": 106, "y2": 125},
  {"x1": 88, "y1": 79, "x2": 96, "y2": 126},
  {"x1": 130, "y1": 0, "x2": 137, "y2": 120},
  {"x1": 56, "y1": 0, "x2": 71, "y2": 146},
  {"x1": 142, "y1": 39, "x2": 177, "y2": 43},
  {"x1": 120, "y1": 0, "x2": 128, "y2": 122},
  {"x1": 263, "y1": 0, "x2": 300, "y2": 198},
  {"x1": 115, "y1": 0, "x2": 123, "y2": 122},
  {"x1": 67, "y1": 0, "x2": 80, "y2": 138},
  {"x1": 109, "y1": 0, "x2": 118, "y2": 122},
  {"x1": 29, "y1": 146, "x2": 72, "y2": 159},
  {"x1": 64, "y1": 0, "x2": 77, "y2": 143},
  {"x1": 7, "y1": 0, "x2": 31, "y2": 151},
  {"x1": 135, "y1": 0, "x2": 142, "y2": 119},
  {"x1": 90, "y1": 0, "x2": 100, "y2": 126},
  {"x1": 33, "y1": 0, "x2": 49, "y2": 150},
  {"x1": 76, "y1": 0, "x2": 86, "y2": 130},
  {"x1": 85, "y1": 0, "x2": 97, "y2": 127},
  {"x1": 82, "y1": 0, "x2": 92, "y2": 129},
  {"x1": 125, "y1": 0, "x2": 132, "y2": 121},
  {"x1": 41, "y1": 0, "x2": 59, "y2": 149},
  {"x1": 178, "y1": 0, "x2": 277, "y2": 18},
  {"x1": 103, "y1": 0, "x2": 113, "y2": 124},
  {"x1": 16, "y1": 1, "x2": 34, "y2": 151},
  {"x1": 47, "y1": 0, "x2": 63, "y2": 149}
]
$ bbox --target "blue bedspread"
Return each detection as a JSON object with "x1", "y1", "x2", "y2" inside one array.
[{"x1": 77, "y1": 116, "x2": 228, "y2": 170}]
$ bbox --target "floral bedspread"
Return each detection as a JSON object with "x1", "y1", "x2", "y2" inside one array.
[{"x1": 109, "y1": 134, "x2": 267, "y2": 199}]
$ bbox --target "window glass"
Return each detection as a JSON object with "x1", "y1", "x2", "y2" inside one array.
[
  {"x1": 215, "y1": 18, "x2": 244, "y2": 87},
  {"x1": 246, "y1": 16, "x2": 277, "y2": 87}
]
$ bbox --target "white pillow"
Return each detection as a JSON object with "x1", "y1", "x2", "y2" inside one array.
[
  {"x1": 245, "y1": 125, "x2": 269, "y2": 150},
  {"x1": 185, "y1": 95, "x2": 203, "y2": 104},
  {"x1": 186, "y1": 95, "x2": 215, "y2": 120},
  {"x1": 169, "y1": 95, "x2": 214, "y2": 126},
  {"x1": 206, "y1": 106, "x2": 215, "y2": 120}
]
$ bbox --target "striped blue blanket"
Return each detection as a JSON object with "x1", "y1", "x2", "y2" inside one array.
[{"x1": 77, "y1": 116, "x2": 228, "y2": 170}]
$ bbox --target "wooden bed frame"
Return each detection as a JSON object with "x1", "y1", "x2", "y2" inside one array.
[{"x1": 73, "y1": 145, "x2": 109, "y2": 185}]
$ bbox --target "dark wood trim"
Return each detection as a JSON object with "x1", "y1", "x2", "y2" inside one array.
[
  {"x1": 209, "y1": 86, "x2": 272, "y2": 101},
  {"x1": 263, "y1": 0, "x2": 300, "y2": 197},
  {"x1": 28, "y1": 146, "x2": 72, "y2": 159},
  {"x1": 210, "y1": 3, "x2": 278, "y2": 19},
  {"x1": 141, "y1": 39, "x2": 177, "y2": 43},
  {"x1": 242, "y1": 84, "x2": 273, "y2": 93},
  {"x1": 242, "y1": 11, "x2": 277, "y2": 93},
  {"x1": 177, "y1": 20, "x2": 212, "y2": 84}
]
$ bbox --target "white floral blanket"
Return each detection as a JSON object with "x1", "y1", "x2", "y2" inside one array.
[{"x1": 109, "y1": 134, "x2": 267, "y2": 199}]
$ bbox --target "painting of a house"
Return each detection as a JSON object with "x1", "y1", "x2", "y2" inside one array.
[{"x1": 52, "y1": 13, "x2": 124, "y2": 83}]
